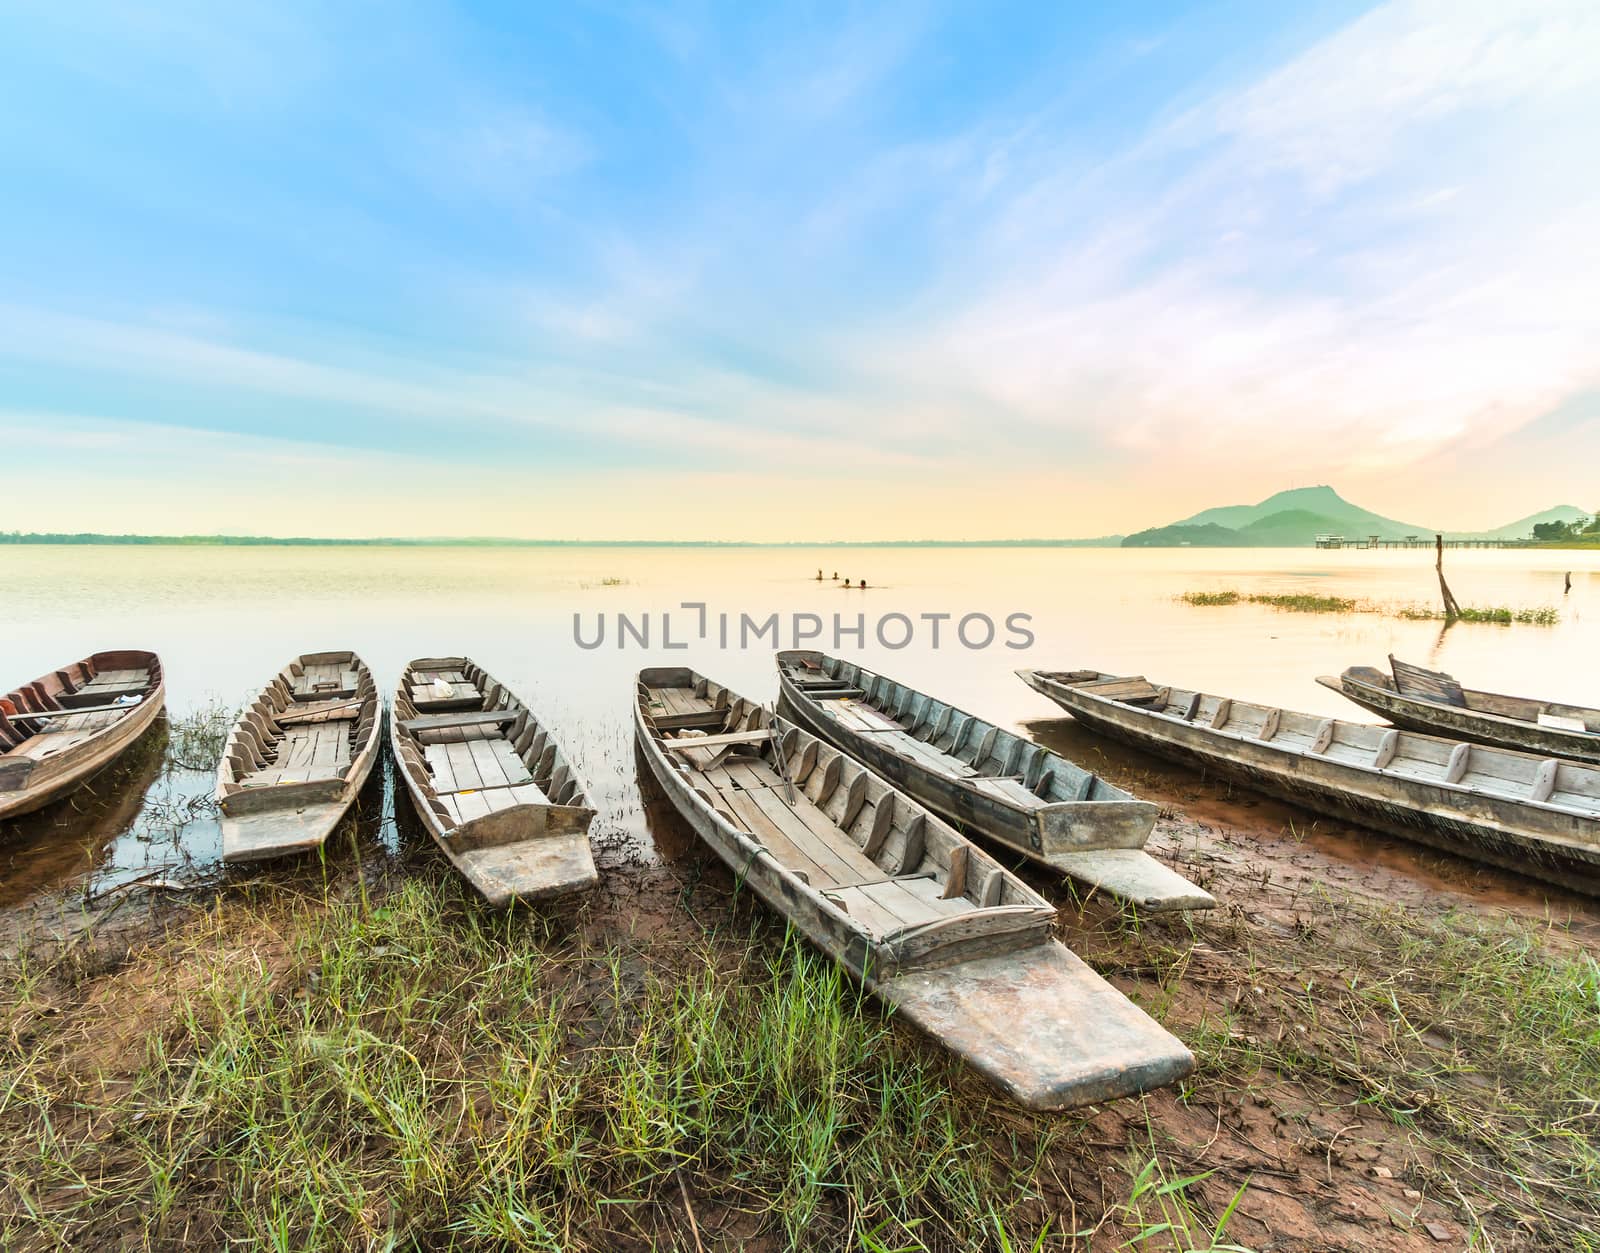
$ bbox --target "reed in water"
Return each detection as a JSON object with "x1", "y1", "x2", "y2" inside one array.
[{"x1": 1180, "y1": 590, "x2": 1560, "y2": 624}]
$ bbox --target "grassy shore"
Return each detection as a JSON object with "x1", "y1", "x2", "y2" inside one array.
[
  {"x1": 1179, "y1": 590, "x2": 1561, "y2": 624},
  {"x1": 0, "y1": 876, "x2": 1115, "y2": 1250},
  {"x1": 3, "y1": 711, "x2": 1598, "y2": 1249},
  {"x1": 3, "y1": 855, "x2": 1597, "y2": 1248}
]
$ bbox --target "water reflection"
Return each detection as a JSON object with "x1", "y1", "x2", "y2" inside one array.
[{"x1": 0, "y1": 719, "x2": 171, "y2": 909}]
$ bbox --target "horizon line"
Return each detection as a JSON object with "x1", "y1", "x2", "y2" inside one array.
[{"x1": 1, "y1": 529, "x2": 1127, "y2": 548}]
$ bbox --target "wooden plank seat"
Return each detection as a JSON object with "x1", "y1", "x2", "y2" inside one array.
[
  {"x1": 961, "y1": 774, "x2": 1044, "y2": 805},
  {"x1": 275, "y1": 699, "x2": 363, "y2": 727},
  {"x1": 400, "y1": 709, "x2": 520, "y2": 734},
  {"x1": 705, "y1": 774, "x2": 1006, "y2": 940},
  {"x1": 814, "y1": 700, "x2": 983, "y2": 784},
  {"x1": 818, "y1": 699, "x2": 903, "y2": 734},
  {"x1": 292, "y1": 662, "x2": 359, "y2": 701},
  {"x1": 410, "y1": 681, "x2": 482, "y2": 711},
  {"x1": 58, "y1": 669, "x2": 151, "y2": 706},
  {"x1": 662, "y1": 729, "x2": 771, "y2": 751},
  {"x1": 648, "y1": 709, "x2": 732, "y2": 732},
  {"x1": 24, "y1": 699, "x2": 146, "y2": 721},
  {"x1": 1075, "y1": 676, "x2": 1163, "y2": 704}
]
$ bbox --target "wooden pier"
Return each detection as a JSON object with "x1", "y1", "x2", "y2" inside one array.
[{"x1": 1313, "y1": 533, "x2": 1528, "y2": 550}]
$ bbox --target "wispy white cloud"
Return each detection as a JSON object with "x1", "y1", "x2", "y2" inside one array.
[
  {"x1": 6, "y1": 1, "x2": 1599, "y2": 535},
  {"x1": 829, "y1": 0, "x2": 1600, "y2": 516},
  {"x1": 0, "y1": 304, "x2": 938, "y2": 475}
]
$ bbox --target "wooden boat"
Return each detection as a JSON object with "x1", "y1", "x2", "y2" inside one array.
[
  {"x1": 776, "y1": 651, "x2": 1213, "y2": 912},
  {"x1": 217, "y1": 652, "x2": 383, "y2": 862},
  {"x1": 635, "y1": 666, "x2": 1194, "y2": 1110},
  {"x1": 1320, "y1": 657, "x2": 1600, "y2": 765},
  {"x1": 1018, "y1": 668, "x2": 1600, "y2": 896},
  {"x1": 1, "y1": 650, "x2": 166, "y2": 821},
  {"x1": 392, "y1": 658, "x2": 596, "y2": 906}
]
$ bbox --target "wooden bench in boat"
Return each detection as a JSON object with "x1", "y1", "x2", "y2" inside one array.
[
  {"x1": 54, "y1": 668, "x2": 152, "y2": 707},
  {"x1": 1073, "y1": 676, "x2": 1164, "y2": 704},
  {"x1": 22, "y1": 697, "x2": 145, "y2": 722},
  {"x1": 292, "y1": 661, "x2": 360, "y2": 702},
  {"x1": 410, "y1": 680, "x2": 482, "y2": 711},
  {"x1": 662, "y1": 729, "x2": 771, "y2": 751},
  {"x1": 276, "y1": 699, "x2": 363, "y2": 727},
  {"x1": 400, "y1": 709, "x2": 520, "y2": 734}
]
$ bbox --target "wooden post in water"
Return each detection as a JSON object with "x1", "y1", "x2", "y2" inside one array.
[{"x1": 1435, "y1": 534, "x2": 1462, "y2": 621}]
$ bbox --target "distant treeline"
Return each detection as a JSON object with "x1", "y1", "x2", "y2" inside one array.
[
  {"x1": 2, "y1": 531, "x2": 423, "y2": 547},
  {"x1": 0, "y1": 531, "x2": 1126, "y2": 549}
]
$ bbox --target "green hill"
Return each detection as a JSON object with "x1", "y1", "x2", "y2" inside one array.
[
  {"x1": 1175, "y1": 486, "x2": 1433, "y2": 540},
  {"x1": 1121, "y1": 523, "x2": 1252, "y2": 548},
  {"x1": 1123, "y1": 487, "x2": 1584, "y2": 548},
  {"x1": 1482, "y1": 505, "x2": 1587, "y2": 541},
  {"x1": 1237, "y1": 508, "x2": 1354, "y2": 546}
]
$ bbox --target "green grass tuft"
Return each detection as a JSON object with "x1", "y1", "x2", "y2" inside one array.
[
  {"x1": 1180, "y1": 589, "x2": 1561, "y2": 625},
  {"x1": 0, "y1": 879, "x2": 1081, "y2": 1250}
]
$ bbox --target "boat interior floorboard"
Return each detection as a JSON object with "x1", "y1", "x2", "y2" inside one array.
[{"x1": 643, "y1": 680, "x2": 987, "y2": 937}]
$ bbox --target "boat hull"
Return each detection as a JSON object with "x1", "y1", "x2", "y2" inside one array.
[
  {"x1": 391, "y1": 659, "x2": 597, "y2": 908},
  {"x1": 776, "y1": 654, "x2": 1211, "y2": 912},
  {"x1": 1025, "y1": 677, "x2": 1600, "y2": 897},
  {"x1": 1325, "y1": 674, "x2": 1600, "y2": 764},
  {"x1": 777, "y1": 684, "x2": 1152, "y2": 855},
  {"x1": 0, "y1": 661, "x2": 166, "y2": 823},
  {"x1": 634, "y1": 693, "x2": 1194, "y2": 1109},
  {"x1": 217, "y1": 653, "x2": 383, "y2": 864}
]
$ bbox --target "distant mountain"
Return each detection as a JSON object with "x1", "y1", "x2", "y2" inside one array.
[
  {"x1": 1175, "y1": 486, "x2": 1434, "y2": 539},
  {"x1": 1123, "y1": 486, "x2": 1585, "y2": 548},
  {"x1": 1480, "y1": 505, "x2": 1588, "y2": 541}
]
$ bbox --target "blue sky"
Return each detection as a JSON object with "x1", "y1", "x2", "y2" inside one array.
[{"x1": 2, "y1": 0, "x2": 1596, "y2": 539}]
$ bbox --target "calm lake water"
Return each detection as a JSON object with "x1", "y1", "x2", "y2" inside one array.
[{"x1": 2, "y1": 544, "x2": 1596, "y2": 905}]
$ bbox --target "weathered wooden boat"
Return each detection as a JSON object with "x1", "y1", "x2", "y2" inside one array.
[
  {"x1": 1018, "y1": 668, "x2": 1600, "y2": 896},
  {"x1": 1319, "y1": 657, "x2": 1600, "y2": 765},
  {"x1": 775, "y1": 651, "x2": 1213, "y2": 912},
  {"x1": 217, "y1": 652, "x2": 383, "y2": 862},
  {"x1": 635, "y1": 666, "x2": 1194, "y2": 1109},
  {"x1": 1, "y1": 651, "x2": 166, "y2": 821},
  {"x1": 392, "y1": 658, "x2": 596, "y2": 906}
]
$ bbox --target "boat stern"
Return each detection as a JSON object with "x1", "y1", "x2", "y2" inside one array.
[
  {"x1": 445, "y1": 803, "x2": 599, "y2": 908},
  {"x1": 222, "y1": 800, "x2": 346, "y2": 863},
  {"x1": 880, "y1": 941, "x2": 1194, "y2": 1110}
]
